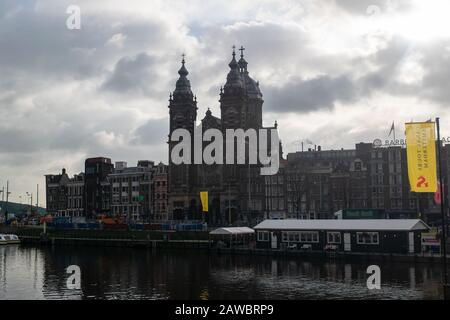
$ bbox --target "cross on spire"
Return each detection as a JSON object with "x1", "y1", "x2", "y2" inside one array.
[
  {"x1": 239, "y1": 46, "x2": 245, "y2": 58},
  {"x1": 181, "y1": 53, "x2": 186, "y2": 64},
  {"x1": 232, "y1": 45, "x2": 236, "y2": 58}
]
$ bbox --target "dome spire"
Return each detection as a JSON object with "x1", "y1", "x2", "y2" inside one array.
[
  {"x1": 228, "y1": 45, "x2": 238, "y2": 69},
  {"x1": 173, "y1": 53, "x2": 193, "y2": 97},
  {"x1": 178, "y1": 53, "x2": 188, "y2": 77},
  {"x1": 225, "y1": 45, "x2": 243, "y2": 89},
  {"x1": 238, "y1": 45, "x2": 248, "y2": 73}
]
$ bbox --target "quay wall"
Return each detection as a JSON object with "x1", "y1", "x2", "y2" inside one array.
[{"x1": 1, "y1": 226, "x2": 448, "y2": 264}]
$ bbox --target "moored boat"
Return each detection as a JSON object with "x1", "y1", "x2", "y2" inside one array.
[{"x1": 0, "y1": 234, "x2": 20, "y2": 244}]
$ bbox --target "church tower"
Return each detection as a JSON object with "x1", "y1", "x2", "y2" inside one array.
[
  {"x1": 220, "y1": 47, "x2": 246, "y2": 129},
  {"x1": 220, "y1": 46, "x2": 263, "y2": 130},
  {"x1": 238, "y1": 46, "x2": 263, "y2": 129},
  {"x1": 168, "y1": 56, "x2": 198, "y2": 220},
  {"x1": 169, "y1": 55, "x2": 197, "y2": 135}
]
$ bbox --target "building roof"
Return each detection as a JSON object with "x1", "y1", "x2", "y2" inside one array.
[
  {"x1": 210, "y1": 227, "x2": 255, "y2": 235},
  {"x1": 253, "y1": 219, "x2": 430, "y2": 231}
]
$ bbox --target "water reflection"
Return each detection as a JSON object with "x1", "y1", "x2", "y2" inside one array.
[{"x1": 0, "y1": 245, "x2": 444, "y2": 300}]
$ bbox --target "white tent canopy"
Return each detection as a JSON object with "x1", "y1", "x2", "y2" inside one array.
[{"x1": 209, "y1": 227, "x2": 255, "y2": 236}]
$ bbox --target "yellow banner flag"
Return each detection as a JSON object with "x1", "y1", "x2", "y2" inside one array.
[
  {"x1": 405, "y1": 122, "x2": 437, "y2": 193},
  {"x1": 200, "y1": 191, "x2": 208, "y2": 212}
]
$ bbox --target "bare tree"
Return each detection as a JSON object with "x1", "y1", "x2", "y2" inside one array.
[{"x1": 287, "y1": 166, "x2": 311, "y2": 219}]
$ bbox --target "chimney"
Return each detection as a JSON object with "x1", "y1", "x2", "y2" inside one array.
[{"x1": 62, "y1": 168, "x2": 66, "y2": 175}]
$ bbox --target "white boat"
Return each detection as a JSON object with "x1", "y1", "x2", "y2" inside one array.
[{"x1": 0, "y1": 234, "x2": 20, "y2": 244}]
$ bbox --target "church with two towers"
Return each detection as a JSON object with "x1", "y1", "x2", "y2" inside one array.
[{"x1": 167, "y1": 46, "x2": 281, "y2": 226}]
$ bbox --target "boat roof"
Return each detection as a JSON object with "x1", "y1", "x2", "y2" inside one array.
[
  {"x1": 209, "y1": 227, "x2": 255, "y2": 235},
  {"x1": 253, "y1": 219, "x2": 430, "y2": 231}
]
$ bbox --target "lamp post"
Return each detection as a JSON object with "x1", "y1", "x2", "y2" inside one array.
[
  {"x1": 0, "y1": 187, "x2": 3, "y2": 222},
  {"x1": 26, "y1": 192, "x2": 33, "y2": 216},
  {"x1": 4, "y1": 181, "x2": 10, "y2": 221},
  {"x1": 436, "y1": 117, "x2": 449, "y2": 299},
  {"x1": 244, "y1": 140, "x2": 253, "y2": 218},
  {"x1": 228, "y1": 182, "x2": 231, "y2": 226}
]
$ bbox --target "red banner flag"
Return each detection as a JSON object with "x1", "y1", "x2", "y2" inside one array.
[{"x1": 435, "y1": 182, "x2": 442, "y2": 204}]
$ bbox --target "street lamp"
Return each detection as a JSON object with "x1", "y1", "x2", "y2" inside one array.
[
  {"x1": 26, "y1": 192, "x2": 33, "y2": 216},
  {"x1": 228, "y1": 182, "x2": 231, "y2": 226},
  {"x1": 2, "y1": 181, "x2": 11, "y2": 221},
  {"x1": 244, "y1": 140, "x2": 253, "y2": 215}
]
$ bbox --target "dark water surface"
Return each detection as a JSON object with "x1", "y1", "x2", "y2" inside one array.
[{"x1": 0, "y1": 245, "x2": 444, "y2": 300}]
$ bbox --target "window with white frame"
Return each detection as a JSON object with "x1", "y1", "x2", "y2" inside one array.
[
  {"x1": 356, "y1": 232, "x2": 379, "y2": 244},
  {"x1": 282, "y1": 231, "x2": 318, "y2": 243},
  {"x1": 300, "y1": 232, "x2": 319, "y2": 243},
  {"x1": 257, "y1": 231, "x2": 269, "y2": 242},
  {"x1": 327, "y1": 232, "x2": 341, "y2": 244}
]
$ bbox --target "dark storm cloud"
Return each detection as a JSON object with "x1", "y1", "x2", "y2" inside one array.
[
  {"x1": 357, "y1": 36, "x2": 413, "y2": 94},
  {"x1": 0, "y1": 127, "x2": 42, "y2": 153},
  {"x1": 264, "y1": 75, "x2": 356, "y2": 113},
  {"x1": 334, "y1": 0, "x2": 386, "y2": 14},
  {"x1": 333, "y1": 0, "x2": 412, "y2": 14},
  {"x1": 0, "y1": 1, "x2": 108, "y2": 79},
  {"x1": 262, "y1": 35, "x2": 444, "y2": 114},
  {"x1": 357, "y1": 37, "x2": 450, "y2": 105},
  {"x1": 131, "y1": 118, "x2": 169, "y2": 146},
  {"x1": 419, "y1": 44, "x2": 450, "y2": 105},
  {"x1": 261, "y1": 35, "x2": 435, "y2": 114},
  {"x1": 101, "y1": 53, "x2": 161, "y2": 95},
  {"x1": 0, "y1": 0, "x2": 175, "y2": 85},
  {"x1": 200, "y1": 21, "x2": 310, "y2": 70}
]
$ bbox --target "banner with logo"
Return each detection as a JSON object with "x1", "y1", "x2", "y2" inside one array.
[
  {"x1": 405, "y1": 122, "x2": 437, "y2": 193},
  {"x1": 200, "y1": 191, "x2": 208, "y2": 212}
]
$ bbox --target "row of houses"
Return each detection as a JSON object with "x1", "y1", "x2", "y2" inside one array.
[
  {"x1": 45, "y1": 141, "x2": 450, "y2": 226},
  {"x1": 45, "y1": 157, "x2": 168, "y2": 222},
  {"x1": 264, "y1": 142, "x2": 450, "y2": 225}
]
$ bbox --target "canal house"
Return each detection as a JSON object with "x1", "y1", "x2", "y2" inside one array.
[{"x1": 253, "y1": 219, "x2": 430, "y2": 254}]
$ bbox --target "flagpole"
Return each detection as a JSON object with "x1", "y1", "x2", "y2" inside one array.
[
  {"x1": 393, "y1": 124, "x2": 396, "y2": 141},
  {"x1": 436, "y1": 117, "x2": 449, "y2": 299}
]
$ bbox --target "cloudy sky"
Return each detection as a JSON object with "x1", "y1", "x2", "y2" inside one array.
[{"x1": 1, "y1": 0, "x2": 450, "y2": 206}]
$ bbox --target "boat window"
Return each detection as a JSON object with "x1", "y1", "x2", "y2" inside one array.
[
  {"x1": 357, "y1": 232, "x2": 379, "y2": 245},
  {"x1": 327, "y1": 232, "x2": 341, "y2": 244}
]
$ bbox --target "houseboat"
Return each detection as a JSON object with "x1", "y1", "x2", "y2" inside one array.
[
  {"x1": 0, "y1": 234, "x2": 20, "y2": 245},
  {"x1": 253, "y1": 219, "x2": 429, "y2": 254}
]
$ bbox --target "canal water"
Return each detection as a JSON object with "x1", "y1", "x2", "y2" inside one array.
[{"x1": 0, "y1": 245, "x2": 445, "y2": 300}]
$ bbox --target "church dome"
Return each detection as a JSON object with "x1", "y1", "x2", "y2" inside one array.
[
  {"x1": 173, "y1": 56, "x2": 193, "y2": 97},
  {"x1": 243, "y1": 73, "x2": 262, "y2": 98},
  {"x1": 224, "y1": 48, "x2": 244, "y2": 90}
]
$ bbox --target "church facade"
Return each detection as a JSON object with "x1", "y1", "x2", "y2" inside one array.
[{"x1": 167, "y1": 47, "x2": 280, "y2": 226}]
